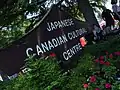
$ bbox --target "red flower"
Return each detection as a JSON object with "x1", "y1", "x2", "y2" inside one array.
[
  {"x1": 90, "y1": 76, "x2": 96, "y2": 83},
  {"x1": 83, "y1": 83, "x2": 89, "y2": 88},
  {"x1": 95, "y1": 59, "x2": 99, "y2": 63},
  {"x1": 105, "y1": 83, "x2": 111, "y2": 88},
  {"x1": 49, "y1": 53, "x2": 56, "y2": 57},
  {"x1": 95, "y1": 88, "x2": 100, "y2": 90},
  {"x1": 114, "y1": 51, "x2": 120, "y2": 56},
  {"x1": 105, "y1": 61, "x2": 110, "y2": 66},
  {"x1": 105, "y1": 51, "x2": 109, "y2": 55},
  {"x1": 99, "y1": 60, "x2": 105, "y2": 64},
  {"x1": 99, "y1": 56, "x2": 104, "y2": 60},
  {"x1": 80, "y1": 37, "x2": 87, "y2": 47},
  {"x1": 109, "y1": 54, "x2": 113, "y2": 59}
]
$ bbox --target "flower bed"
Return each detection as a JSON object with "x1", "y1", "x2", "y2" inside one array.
[{"x1": 83, "y1": 51, "x2": 120, "y2": 90}]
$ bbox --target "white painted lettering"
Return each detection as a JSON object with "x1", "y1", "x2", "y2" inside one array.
[
  {"x1": 36, "y1": 45, "x2": 43, "y2": 55},
  {"x1": 68, "y1": 33, "x2": 72, "y2": 40},
  {"x1": 26, "y1": 48, "x2": 34, "y2": 57},
  {"x1": 63, "y1": 52, "x2": 69, "y2": 60},
  {"x1": 48, "y1": 40, "x2": 54, "y2": 50},
  {"x1": 47, "y1": 23, "x2": 51, "y2": 31},
  {"x1": 52, "y1": 38, "x2": 58, "y2": 47},
  {"x1": 41, "y1": 42, "x2": 49, "y2": 52}
]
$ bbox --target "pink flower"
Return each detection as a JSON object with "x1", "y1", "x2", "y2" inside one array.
[
  {"x1": 105, "y1": 83, "x2": 111, "y2": 88},
  {"x1": 95, "y1": 88, "x2": 100, "y2": 90},
  {"x1": 99, "y1": 60, "x2": 105, "y2": 64},
  {"x1": 90, "y1": 76, "x2": 96, "y2": 83},
  {"x1": 95, "y1": 59, "x2": 99, "y2": 63},
  {"x1": 114, "y1": 51, "x2": 120, "y2": 56},
  {"x1": 105, "y1": 51, "x2": 109, "y2": 55},
  {"x1": 99, "y1": 56, "x2": 104, "y2": 60},
  {"x1": 105, "y1": 61, "x2": 110, "y2": 66},
  {"x1": 49, "y1": 53, "x2": 56, "y2": 57},
  {"x1": 109, "y1": 54, "x2": 113, "y2": 59},
  {"x1": 83, "y1": 83, "x2": 89, "y2": 88}
]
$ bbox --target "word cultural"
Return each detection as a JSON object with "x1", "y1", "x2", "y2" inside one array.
[{"x1": 67, "y1": 28, "x2": 87, "y2": 40}]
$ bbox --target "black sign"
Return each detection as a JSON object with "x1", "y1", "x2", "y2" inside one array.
[{"x1": 0, "y1": 6, "x2": 87, "y2": 76}]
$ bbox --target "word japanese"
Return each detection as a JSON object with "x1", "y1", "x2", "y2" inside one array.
[{"x1": 47, "y1": 18, "x2": 74, "y2": 31}]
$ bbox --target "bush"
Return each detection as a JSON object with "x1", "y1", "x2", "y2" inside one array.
[
  {"x1": 84, "y1": 35, "x2": 120, "y2": 56},
  {"x1": 61, "y1": 54, "x2": 94, "y2": 90},
  {"x1": 1, "y1": 57, "x2": 67, "y2": 90}
]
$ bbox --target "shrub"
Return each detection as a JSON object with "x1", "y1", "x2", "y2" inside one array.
[{"x1": 1, "y1": 57, "x2": 67, "y2": 90}]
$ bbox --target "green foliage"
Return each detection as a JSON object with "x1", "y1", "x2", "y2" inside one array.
[
  {"x1": 61, "y1": 54, "x2": 95, "y2": 90},
  {"x1": 24, "y1": 57, "x2": 65, "y2": 90},
  {"x1": 84, "y1": 35, "x2": 120, "y2": 56},
  {"x1": 0, "y1": 29, "x2": 24, "y2": 48},
  {"x1": 0, "y1": 54, "x2": 95, "y2": 90},
  {"x1": 0, "y1": 57, "x2": 66, "y2": 90},
  {"x1": 0, "y1": 20, "x2": 30, "y2": 48}
]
